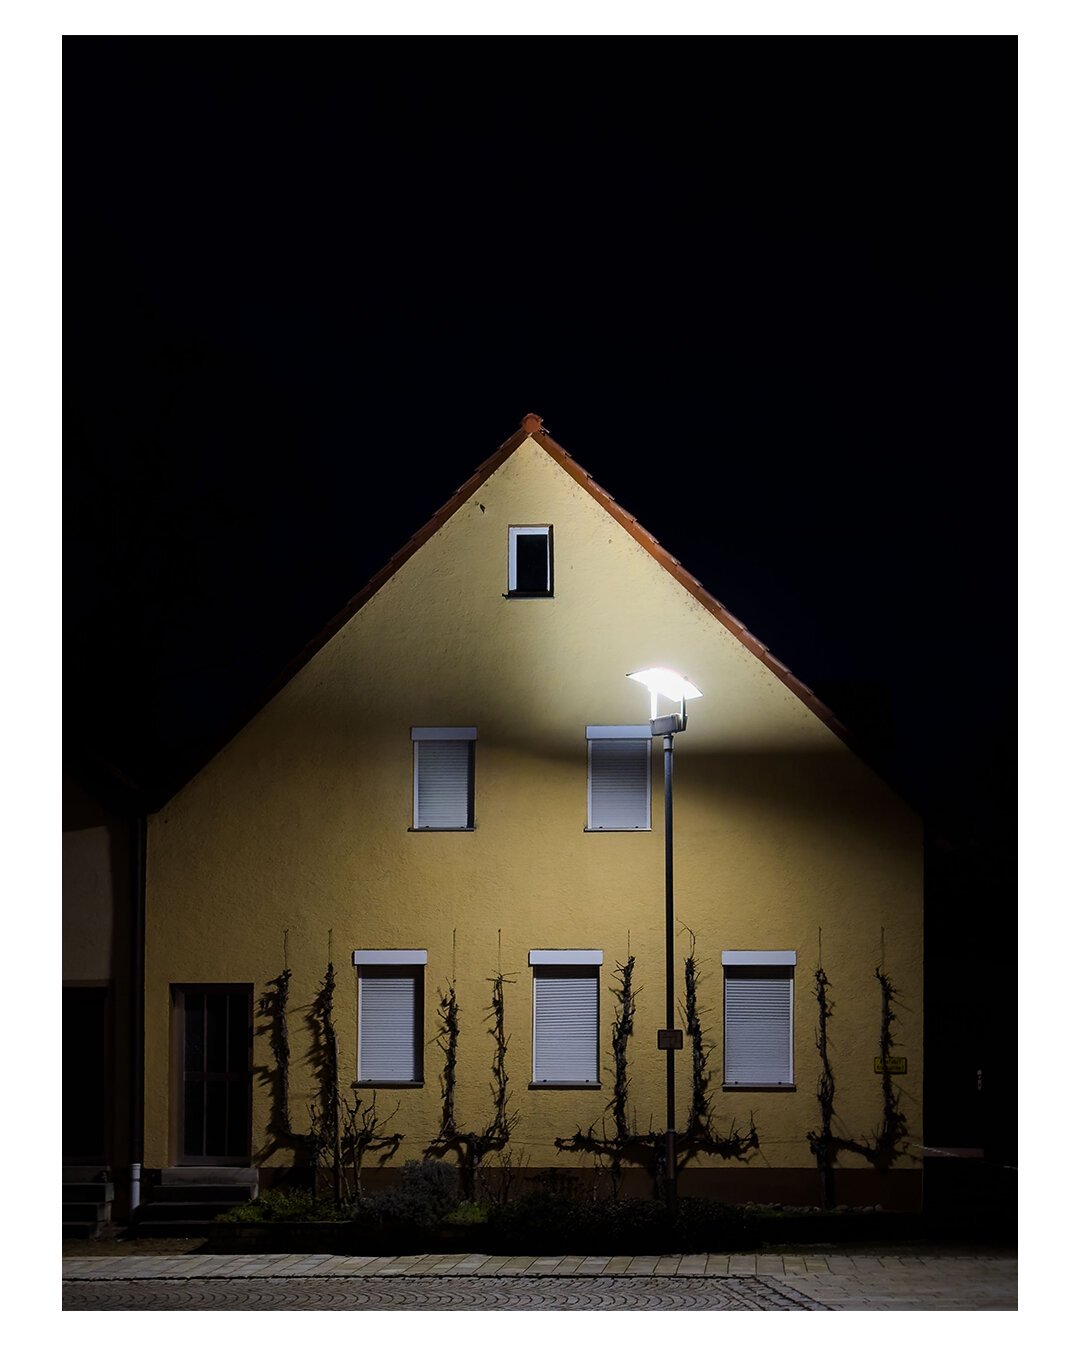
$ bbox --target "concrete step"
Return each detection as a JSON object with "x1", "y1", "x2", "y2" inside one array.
[
  {"x1": 132, "y1": 1168, "x2": 258, "y2": 1235},
  {"x1": 63, "y1": 1201, "x2": 111, "y2": 1224},
  {"x1": 63, "y1": 1166, "x2": 111, "y2": 1182},
  {"x1": 63, "y1": 1182, "x2": 116, "y2": 1203}
]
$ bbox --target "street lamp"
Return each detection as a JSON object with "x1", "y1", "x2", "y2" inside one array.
[{"x1": 627, "y1": 667, "x2": 702, "y2": 1215}]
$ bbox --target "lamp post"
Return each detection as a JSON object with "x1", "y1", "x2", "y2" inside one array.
[{"x1": 627, "y1": 668, "x2": 702, "y2": 1215}]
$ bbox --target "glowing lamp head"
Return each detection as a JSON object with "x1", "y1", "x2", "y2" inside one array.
[
  {"x1": 627, "y1": 668, "x2": 703, "y2": 725},
  {"x1": 627, "y1": 668, "x2": 703, "y2": 703}
]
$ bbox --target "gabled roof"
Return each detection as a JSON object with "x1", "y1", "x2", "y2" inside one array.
[{"x1": 161, "y1": 412, "x2": 861, "y2": 808}]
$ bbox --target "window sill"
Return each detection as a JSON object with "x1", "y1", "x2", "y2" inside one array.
[
  {"x1": 583, "y1": 827, "x2": 651, "y2": 833},
  {"x1": 352, "y1": 1080, "x2": 424, "y2": 1090},
  {"x1": 408, "y1": 827, "x2": 475, "y2": 832},
  {"x1": 504, "y1": 592, "x2": 554, "y2": 600},
  {"x1": 528, "y1": 1081, "x2": 602, "y2": 1090},
  {"x1": 722, "y1": 1082, "x2": 796, "y2": 1091}
]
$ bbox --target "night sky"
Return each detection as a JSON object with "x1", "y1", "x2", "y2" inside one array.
[{"x1": 64, "y1": 40, "x2": 1016, "y2": 1145}]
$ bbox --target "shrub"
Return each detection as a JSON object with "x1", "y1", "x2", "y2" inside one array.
[
  {"x1": 486, "y1": 1193, "x2": 759, "y2": 1253},
  {"x1": 487, "y1": 1189, "x2": 582, "y2": 1250},
  {"x1": 671, "y1": 1196, "x2": 759, "y2": 1250},
  {"x1": 215, "y1": 1187, "x2": 340, "y2": 1224},
  {"x1": 354, "y1": 1160, "x2": 461, "y2": 1229},
  {"x1": 445, "y1": 1200, "x2": 487, "y2": 1226}
]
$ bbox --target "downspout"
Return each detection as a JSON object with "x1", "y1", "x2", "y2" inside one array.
[{"x1": 129, "y1": 813, "x2": 146, "y2": 1216}]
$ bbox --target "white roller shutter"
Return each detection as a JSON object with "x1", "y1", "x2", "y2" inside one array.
[
  {"x1": 587, "y1": 735, "x2": 650, "y2": 830},
  {"x1": 358, "y1": 967, "x2": 420, "y2": 1082},
  {"x1": 723, "y1": 964, "x2": 794, "y2": 1086},
  {"x1": 532, "y1": 966, "x2": 600, "y2": 1083},
  {"x1": 412, "y1": 732, "x2": 474, "y2": 829}
]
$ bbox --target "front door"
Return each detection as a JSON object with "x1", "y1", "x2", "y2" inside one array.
[{"x1": 173, "y1": 985, "x2": 252, "y2": 1165}]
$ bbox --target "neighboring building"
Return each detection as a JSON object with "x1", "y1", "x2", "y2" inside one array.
[
  {"x1": 62, "y1": 766, "x2": 142, "y2": 1230},
  {"x1": 140, "y1": 414, "x2": 923, "y2": 1208}
]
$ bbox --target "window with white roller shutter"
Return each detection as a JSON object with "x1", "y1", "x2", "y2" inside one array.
[
  {"x1": 529, "y1": 950, "x2": 602, "y2": 1085},
  {"x1": 586, "y1": 725, "x2": 651, "y2": 830},
  {"x1": 411, "y1": 727, "x2": 475, "y2": 830},
  {"x1": 722, "y1": 950, "x2": 796, "y2": 1087},
  {"x1": 354, "y1": 950, "x2": 426, "y2": 1084}
]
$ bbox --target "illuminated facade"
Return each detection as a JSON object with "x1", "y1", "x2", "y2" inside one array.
[{"x1": 141, "y1": 415, "x2": 923, "y2": 1207}]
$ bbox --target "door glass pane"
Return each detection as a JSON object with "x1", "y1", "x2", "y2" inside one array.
[
  {"x1": 205, "y1": 1080, "x2": 227, "y2": 1157},
  {"x1": 206, "y1": 993, "x2": 227, "y2": 1072},
  {"x1": 180, "y1": 986, "x2": 250, "y2": 1161},
  {"x1": 183, "y1": 1080, "x2": 204, "y2": 1157},
  {"x1": 184, "y1": 994, "x2": 205, "y2": 1071},
  {"x1": 227, "y1": 1078, "x2": 247, "y2": 1158},
  {"x1": 227, "y1": 992, "x2": 248, "y2": 1072}
]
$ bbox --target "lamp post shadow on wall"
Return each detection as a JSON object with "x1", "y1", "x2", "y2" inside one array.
[{"x1": 627, "y1": 667, "x2": 702, "y2": 1216}]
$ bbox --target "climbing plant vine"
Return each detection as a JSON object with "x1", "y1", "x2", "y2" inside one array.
[
  {"x1": 307, "y1": 956, "x2": 405, "y2": 1204},
  {"x1": 258, "y1": 935, "x2": 403, "y2": 1202},
  {"x1": 426, "y1": 970, "x2": 519, "y2": 1199},
  {"x1": 257, "y1": 963, "x2": 297, "y2": 1145},
  {"x1": 806, "y1": 937, "x2": 909, "y2": 1204},
  {"x1": 555, "y1": 938, "x2": 758, "y2": 1197},
  {"x1": 681, "y1": 939, "x2": 760, "y2": 1161}
]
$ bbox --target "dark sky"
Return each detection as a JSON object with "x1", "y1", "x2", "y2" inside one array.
[{"x1": 64, "y1": 40, "x2": 1015, "y2": 850}]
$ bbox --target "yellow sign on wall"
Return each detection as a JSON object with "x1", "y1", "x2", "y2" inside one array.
[{"x1": 874, "y1": 1056, "x2": 908, "y2": 1074}]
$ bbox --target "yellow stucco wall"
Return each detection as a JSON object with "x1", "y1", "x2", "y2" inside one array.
[{"x1": 145, "y1": 437, "x2": 922, "y2": 1185}]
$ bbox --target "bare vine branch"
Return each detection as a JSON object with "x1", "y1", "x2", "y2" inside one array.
[
  {"x1": 426, "y1": 972, "x2": 519, "y2": 1198},
  {"x1": 556, "y1": 942, "x2": 758, "y2": 1197},
  {"x1": 806, "y1": 961, "x2": 909, "y2": 1195}
]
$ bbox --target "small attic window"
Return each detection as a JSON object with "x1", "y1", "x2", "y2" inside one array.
[{"x1": 508, "y1": 526, "x2": 553, "y2": 597}]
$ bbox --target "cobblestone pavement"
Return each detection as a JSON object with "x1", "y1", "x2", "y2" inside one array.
[
  {"x1": 63, "y1": 1273, "x2": 820, "y2": 1310},
  {"x1": 61, "y1": 1250, "x2": 1017, "y2": 1311}
]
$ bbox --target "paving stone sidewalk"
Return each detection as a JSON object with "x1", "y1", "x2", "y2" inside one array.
[{"x1": 62, "y1": 1249, "x2": 1018, "y2": 1311}]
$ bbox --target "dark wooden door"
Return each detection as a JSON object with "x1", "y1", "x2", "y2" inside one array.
[{"x1": 175, "y1": 986, "x2": 252, "y2": 1165}]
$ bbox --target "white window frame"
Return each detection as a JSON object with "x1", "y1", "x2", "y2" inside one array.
[
  {"x1": 411, "y1": 727, "x2": 476, "y2": 830},
  {"x1": 529, "y1": 949, "x2": 602, "y2": 1086},
  {"x1": 508, "y1": 525, "x2": 553, "y2": 596},
  {"x1": 722, "y1": 950, "x2": 796, "y2": 1088},
  {"x1": 586, "y1": 725, "x2": 652, "y2": 831},
  {"x1": 353, "y1": 950, "x2": 427, "y2": 1085}
]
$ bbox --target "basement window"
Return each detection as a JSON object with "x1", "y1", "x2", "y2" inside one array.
[
  {"x1": 411, "y1": 727, "x2": 476, "y2": 830},
  {"x1": 508, "y1": 525, "x2": 553, "y2": 597},
  {"x1": 354, "y1": 950, "x2": 426, "y2": 1086},
  {"x1": 722, "y1": 950, "x2": 796, "y2": 1088},
  {"x1": 529, "y1": 950, "x2": 602, "y2": 1087}
]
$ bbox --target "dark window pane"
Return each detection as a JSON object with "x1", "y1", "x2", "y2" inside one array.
[{"x1": 516, "y1": 533, "x2": 549, "y2": 592}]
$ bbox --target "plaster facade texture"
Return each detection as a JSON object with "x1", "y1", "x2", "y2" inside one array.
[{"x1": 144, "y1": 436, "x2": 923, "y2": 1194}]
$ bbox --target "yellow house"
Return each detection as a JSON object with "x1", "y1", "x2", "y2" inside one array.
[{"x1": 141, "y1": 414, "x2": 923, "y2": 1212}]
